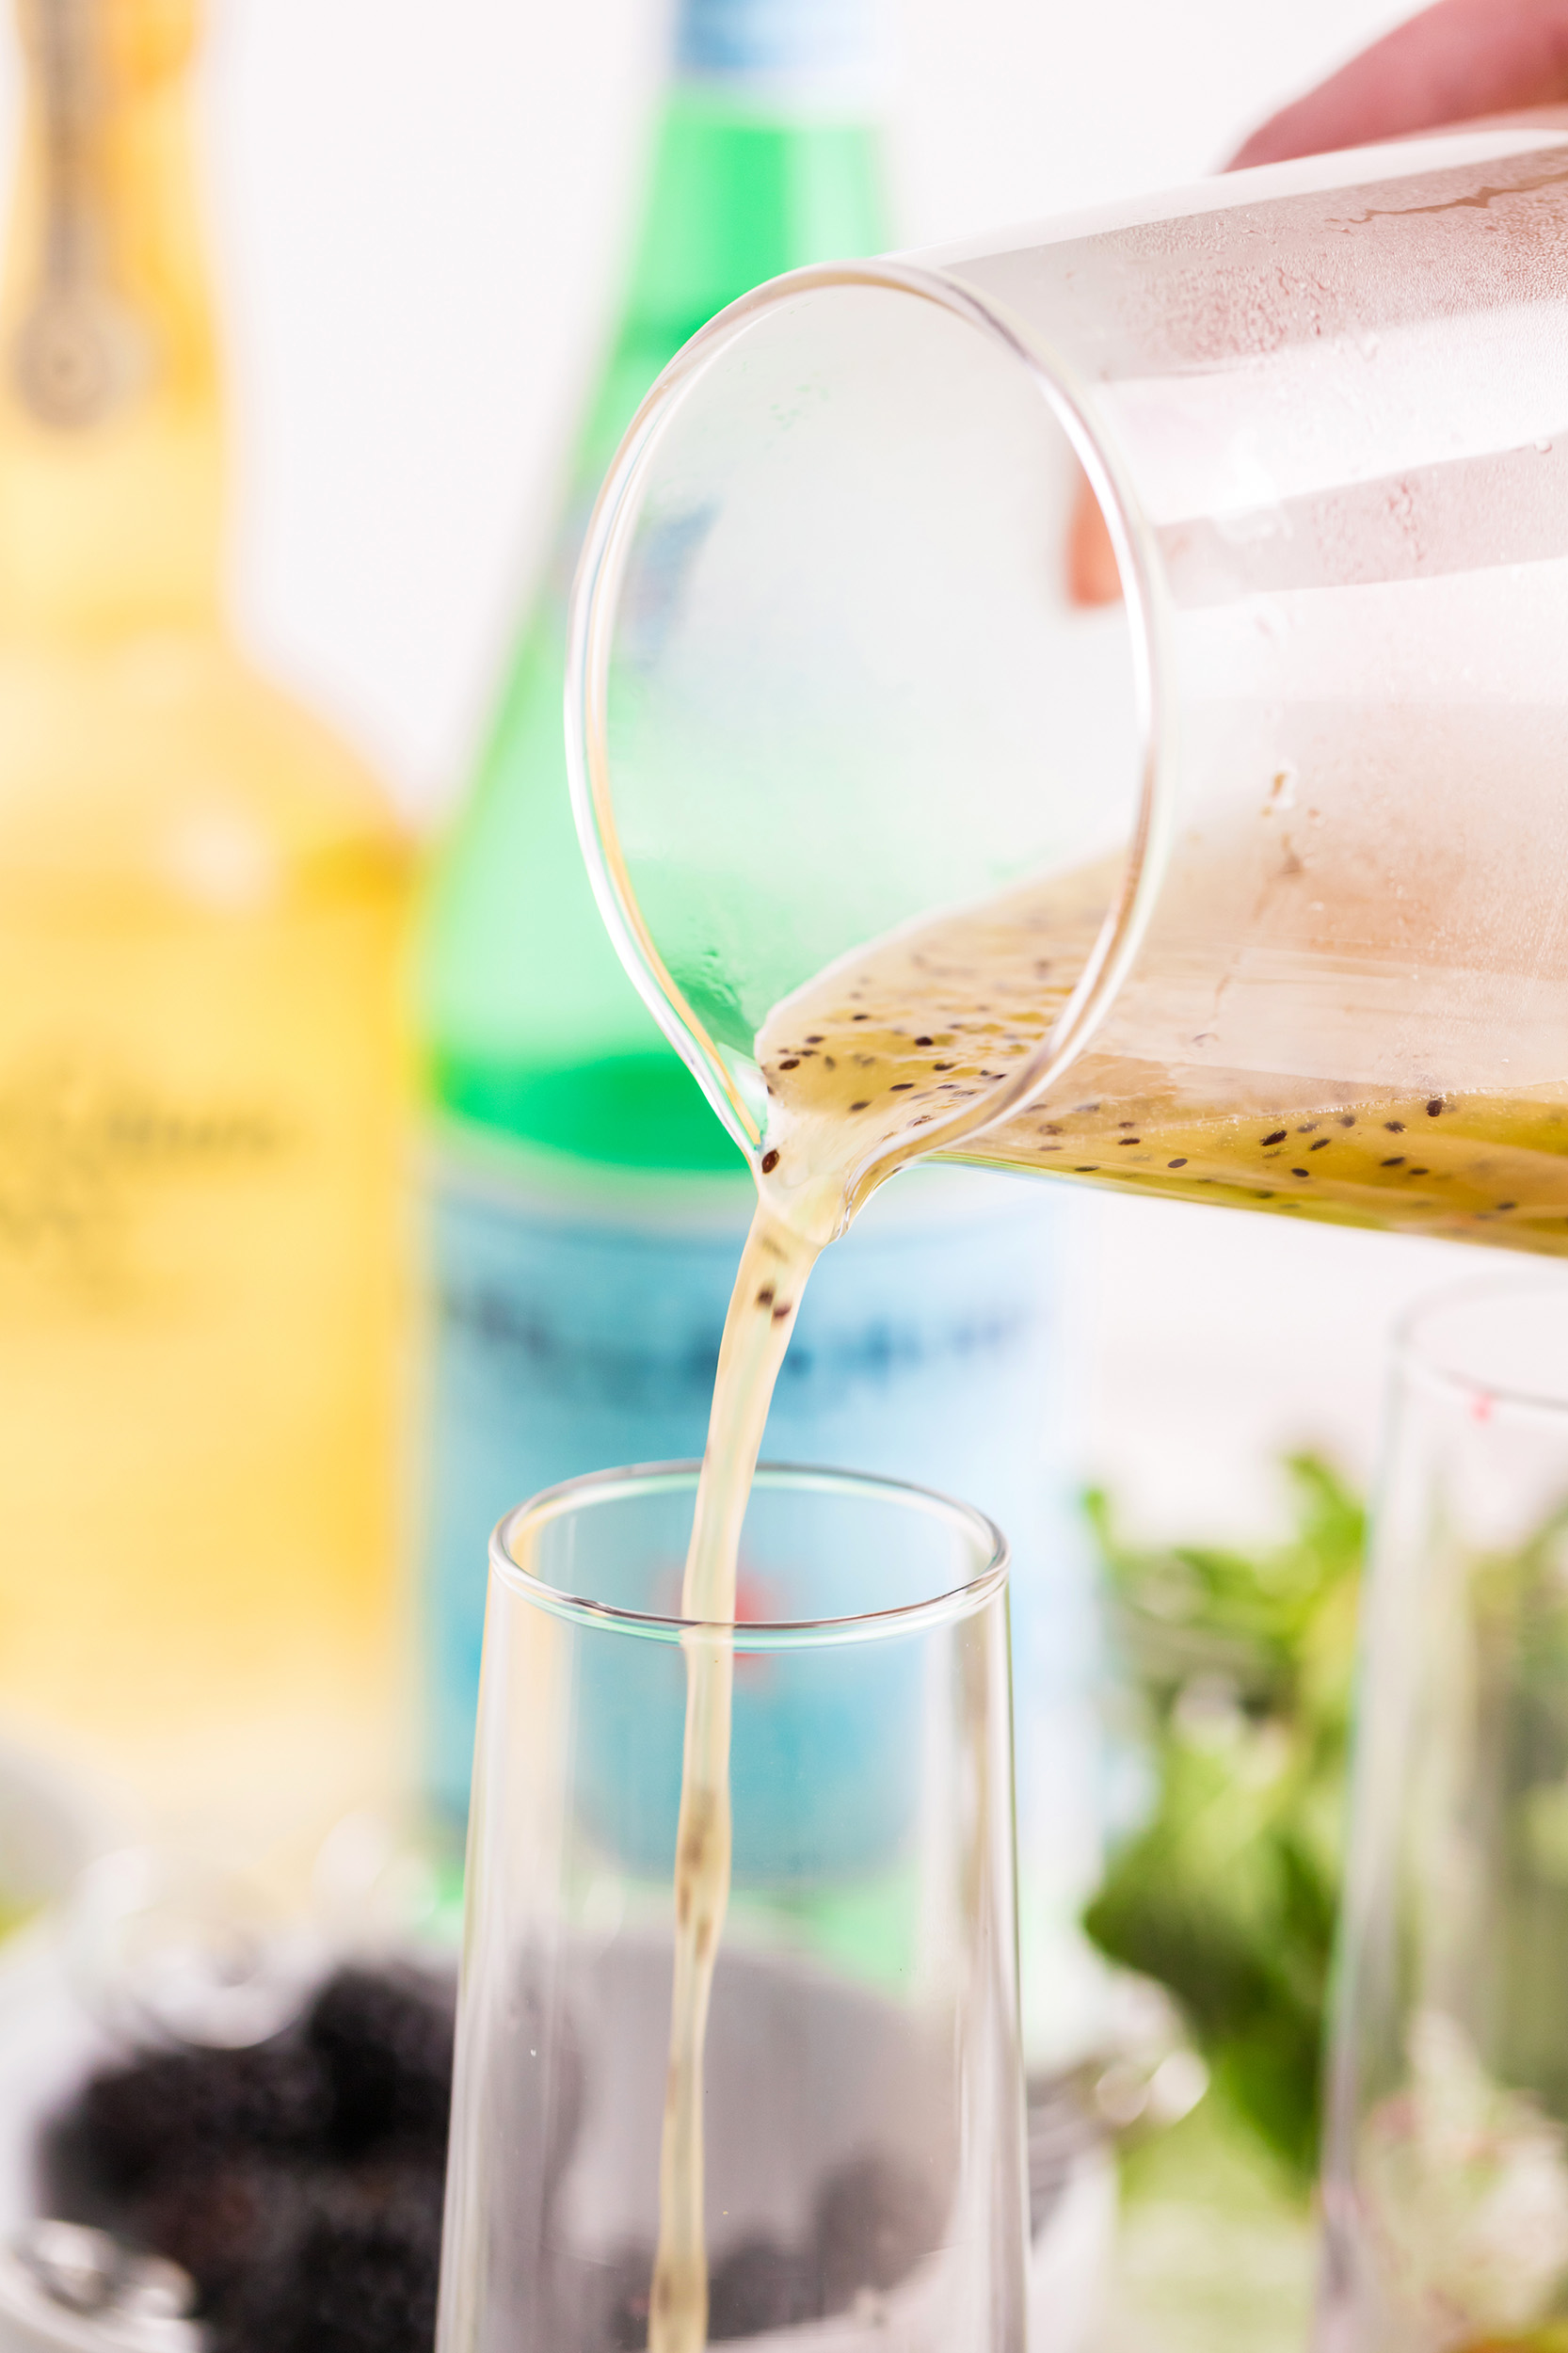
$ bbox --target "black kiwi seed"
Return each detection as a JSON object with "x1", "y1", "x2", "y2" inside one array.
[
  {"x1": 1261, "y1": 1129, "x2": 1288, "y2": 1145},
  {"x1": 756, "y1": 1288, "x2": 776, "y2": 1308},
  {"x1": 850, "y1": 1100, "x2": 870, "y2": 1112},
  {"x1": 914, "y1": 1035, "x2": 934, "y2": 1047},
  {"x1": 1168, "y1": 1158, "x2": 1188, "y2": 1169},
  {"x1": 1384, "y1": 1120, "x2": 1404, "y2": 1133},
  {"x1": 761, "y1": 1150, "x2": 780, "y2": 1173},
  {"x1": 1310, "y1": 1138, "x2": 1331, "y2": 1150},
  {"x1": 1382, "y1": 1156, "x2": 1404, "y2": 1168},
  {"x1": 779, "y1": 1058, "x2": 799, "y2": 1070},
  {"x1": 1339, "y1": 1114, "x2": 1356, "y2": 1127},
  {"x1": 1426, "y1": 1097, "x2": 1444, "y2": 1116}
]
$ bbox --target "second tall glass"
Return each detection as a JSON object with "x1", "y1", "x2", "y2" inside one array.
[{"x1": 1321, "y1": 1278, "x2": 1568, "y2": 2352}]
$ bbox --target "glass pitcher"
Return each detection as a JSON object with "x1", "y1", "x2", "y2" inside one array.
[{"x1": 567, "y1": 112, "x2": 1568, "y2": 1254}]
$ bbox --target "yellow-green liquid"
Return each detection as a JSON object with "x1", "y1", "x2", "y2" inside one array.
[
  {"x1": 650, "y1": 1208, "x2": 815, "y2": 2351},
  {"x1": 753, "y1": 869, "x2": 1568, "y2": 1250}
]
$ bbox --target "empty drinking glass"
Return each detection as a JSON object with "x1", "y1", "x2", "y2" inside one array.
[
  {"x1": 1320, "y1": 1277, "x2": 1568, "y2": 2352},
  {"x1": 435, "y1": 1462, "x2": 1029, "y2": 2353}
]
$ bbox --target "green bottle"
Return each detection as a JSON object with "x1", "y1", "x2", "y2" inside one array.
[{"x1": 422, "y1": 5, "x2": 888, "y2": 1176}]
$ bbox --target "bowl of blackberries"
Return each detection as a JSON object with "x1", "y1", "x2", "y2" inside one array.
[
  {"x1": 31, "y1": 1961, "x2": 981, "y2": 2353},
  {"x1": 36, "y1": 1958, "x2": 456, "y2": 2353},
  {"x1": 8, "y1": 1882, "x2": 1109, "y2": 2353}
]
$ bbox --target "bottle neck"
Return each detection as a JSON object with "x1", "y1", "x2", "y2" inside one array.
[
  {"x1": 673, "y1": 0, "x2": 887, "y2": 119},
  {"x1": 0, "y1": 0, "x2": 222, "y2": 640},
  {"x1": 577, "y1": 0, "x2": 888, "y2": 481}
]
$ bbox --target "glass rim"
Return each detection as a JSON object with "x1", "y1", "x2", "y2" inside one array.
[
  {"x1": 564, "y1": 253, "x2": 1177, "y2": 1179},
  {"x1": 489, "y1": 1459, "x2": 1010, "y2": 1650},
  {"x1": 1394, "y1": 1271, "x2": 1568, "y2": 1418}
]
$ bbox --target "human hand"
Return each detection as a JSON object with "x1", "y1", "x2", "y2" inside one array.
[
  {"x1": 1068, "y1": 0, "x2": 1568, "y2": 603},
  {"x1": 1231, "y1": 0, "x2": 1568, "y2": 169}
]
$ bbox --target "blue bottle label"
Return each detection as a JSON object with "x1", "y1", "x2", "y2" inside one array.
[
  {"x1": 675, "y1": 0, "x2": 887, "y2": 109},
  {"x1": 420, "y1": 1145, "x2": 1100, "y2": 2057}
]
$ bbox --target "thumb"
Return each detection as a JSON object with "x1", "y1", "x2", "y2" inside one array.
[
  {"x1": 1231, "y1": 0, "x2": 1568, "y2": 169},
  {"x1": 1066, "y1": 0, "x2": 1568, "y2": 605}
]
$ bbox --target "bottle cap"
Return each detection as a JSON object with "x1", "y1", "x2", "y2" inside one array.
[
  {"x1": 15, "y1": 0, "x2": 195, "y2": 88},
  {"x1": 675, "y1": 0, "x2": 888, "y2": 114}
]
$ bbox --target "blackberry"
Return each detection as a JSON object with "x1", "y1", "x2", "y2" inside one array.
[
  {"x1": 814, "y1": 2151, "x2": 941, "y2": 2314},
  {"x1": 136, "y1": 2156, "x2": 307, "y2": 2306},
  {"x1": 707, "y1": 2236, "x2": 819, "y2": 2341},
  {"x1": 223, "y1": 2162, "x2": 444, "y2": 2353},
  {"x1": 77, "y1": 2039, "x2": 332, "y2": 2189},
  {"x1": 596, "y1": 2245, "x2": 654, "y2": 2351},
  {"x1": 305, "y1": 1965, "x2": 456, "y2": 2156}
]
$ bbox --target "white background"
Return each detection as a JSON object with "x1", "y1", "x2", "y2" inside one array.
[{"x1": 3, "y1": 0, "x2": 1498, "y2": 1539}]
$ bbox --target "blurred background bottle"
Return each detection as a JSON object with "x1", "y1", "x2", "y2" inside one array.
[
  {"x1": 418, "y1": 0, "x2": 1096, "y2": 2054},
  {"x1": 0, "y1": 0, "x2": 408, "y2": 1857}
]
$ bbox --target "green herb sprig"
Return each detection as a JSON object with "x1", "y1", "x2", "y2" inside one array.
[{"x1": 1083, "y1": 1455, "x2": 1365, "y2": 2188}]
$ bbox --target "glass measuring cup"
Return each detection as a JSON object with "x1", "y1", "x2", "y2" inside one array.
[{"x1": 567, "y1": 113, "x2": 1568, "y2": 1250}]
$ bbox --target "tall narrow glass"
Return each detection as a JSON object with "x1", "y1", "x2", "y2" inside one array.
[
  {"x1": 568, "y1": 113, "x2": 1568, "y2": 1253},
  {"x1": 436, "y1": 1463, "x2": 1028, "y2": 2353},
  {"x1": 1320, "y1": 1278, "x2": 1568, "y2": 2352}
]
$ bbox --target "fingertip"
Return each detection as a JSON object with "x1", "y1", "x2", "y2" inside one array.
[
  {"x1": 1227, "y1": 0, "x2": 1568, "y2": 172},
  {"x1": 1066, "y1": 475, "x2": 1124, "y2": 608}
]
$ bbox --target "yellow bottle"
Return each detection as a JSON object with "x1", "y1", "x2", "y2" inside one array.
[{"x1": 0, "y1": 0, "x2": 409, "y2": 1857}]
